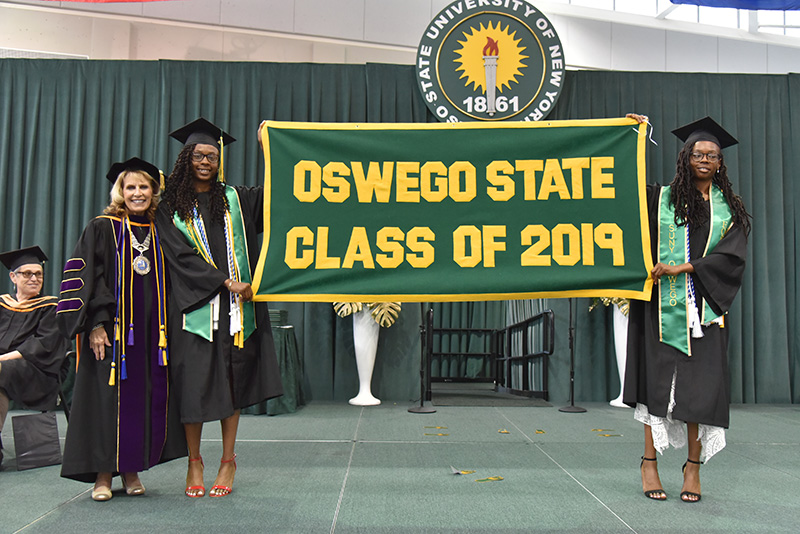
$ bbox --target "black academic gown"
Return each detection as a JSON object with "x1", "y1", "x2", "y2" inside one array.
[
  {"x1": 623, "y1": 184, "x2": 747, "y2": 428},
  {"x1": 0, "y1": 294, "x2": 68, "y2": 410},
  {"x1": 155, "y1": 185, "x2": 283, "y2": 424},
  {"x1": 57, "y1": 215, "x2": 186, "y2": 482}
]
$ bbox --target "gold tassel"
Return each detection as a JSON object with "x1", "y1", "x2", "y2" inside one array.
[
  {"x1": 159, "y1": 170, "x2": 165, "y2": 192},
  {"x1": 114, "y1": 319, "x2": 120, "y2": 342},
  {"x1": 235, "y1": 300, "x2": 244, "y2": 348},
  {"x1": 158, "y1": 325, "x2": 167, "y2": 348},
  {"x1": 218, "y1": 134, "x2": 225, "y2": 183},
  {"x1": 75, "y1": 333, "x2": 81, "y2": 372},
  {"x1": 108, "y1": 361, "x2": 116, "y2": 386}
]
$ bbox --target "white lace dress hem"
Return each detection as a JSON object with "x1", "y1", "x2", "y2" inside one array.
[{"x1": 633, "y1": 369, "x2": 726, "y2": 462}]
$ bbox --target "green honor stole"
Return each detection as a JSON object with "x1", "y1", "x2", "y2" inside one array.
[
  {"x1": 657, "y1": 185, "x2": 732, "y2": 355},
  {"x1": 173, "y1": 186, "x2": 257, "y2": 344}
]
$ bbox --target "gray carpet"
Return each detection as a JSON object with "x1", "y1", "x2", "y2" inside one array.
[
  {"x1": 1, "y1": 402, "x2": 799, "y2": 533},
  {"x1": 431, "y1": 382, "x2": 551, "y2": 407}
]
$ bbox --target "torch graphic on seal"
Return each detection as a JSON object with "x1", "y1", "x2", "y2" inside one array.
[{"x1": 482, "y1": 37, "x2": 499, "y2": 116}]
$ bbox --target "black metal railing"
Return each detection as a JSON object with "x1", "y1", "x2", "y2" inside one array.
[{"x1": 423, "y1": 308, "x2": 553, "y2": 401}]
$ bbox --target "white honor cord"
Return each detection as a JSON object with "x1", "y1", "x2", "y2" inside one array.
[
  {"x1": 688, "y1": 292, "x2": 704, "y2": 339},
  {"x1": 223, "y1": 212, "x2": 242, "y2": 337},
  {"x1": 685, "y1": 225, "x2": 704, "y2": 339},
  {"x1": 229, "y1": 295, "x2": 242, "y2": 335},
  {"x1": 211, "y1": 294, "x2": 220, "y2": 331}
]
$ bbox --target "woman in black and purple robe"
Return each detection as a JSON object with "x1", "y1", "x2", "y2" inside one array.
[{"x1": 58, "y1": 158, "x2": 186, "y2": 501}]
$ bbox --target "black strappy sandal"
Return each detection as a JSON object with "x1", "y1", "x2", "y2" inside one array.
[
  {"x1": 680, "y1": 459, "x2": 703, "y2": 503},
  {"x1": 640, "y1": 456, "x2": 667, "y2": 500}
]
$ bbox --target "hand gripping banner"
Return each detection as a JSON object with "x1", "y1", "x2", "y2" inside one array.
[{"x1": 252, "y1": 118, "x2": 653, "y2": 302}]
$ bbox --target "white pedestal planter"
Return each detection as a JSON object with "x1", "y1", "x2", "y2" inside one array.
[
  {"x1": 610, "y1": 304, "x2": 630, "y2": 408},
  {"x1": 349, "y1": 308, "x2": 381, "y2": 406}
]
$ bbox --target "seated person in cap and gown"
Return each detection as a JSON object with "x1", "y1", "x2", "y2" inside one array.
[
  {"x1": 0, "y1": 246, "x2": 69, "y2": 467},
  {"x1": 156, "y1": 118, "x2": 282, "y2": 498},
  {"x1": 58, "y1": 158, "x2": 186, "y2": 500},
  {"x1": 624, "y1": 115, "x2": 750, "y2": 503}
]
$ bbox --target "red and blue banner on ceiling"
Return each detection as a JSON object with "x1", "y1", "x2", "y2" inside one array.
[
  {"x1": 671, "y1": 1, "x2": 800, "y2": 8},
  {"x1": 42, "y1": 0, "x2": 800, "y2": 9},
  {"x1": 43, "y1": 1, "x2": 800, "y2": 10},
  {"x1": 41, "y1": 1, "x2": 171, "y2": 3}
]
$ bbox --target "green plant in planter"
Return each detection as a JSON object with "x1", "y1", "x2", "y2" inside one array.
[{"x1": 333, "y1": 302, "x2": 402, "y2": 328}]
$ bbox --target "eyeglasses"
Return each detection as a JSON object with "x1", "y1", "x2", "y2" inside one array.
[
  {"x1": 14, "y1": 271, "x2": 43, "y2": 280},
  {"x1": 690, "y1": 152, "x2": 720, "y2": 162},
  {"x1": 191, "y1": 152, "x2": 220, "y2": 164}
]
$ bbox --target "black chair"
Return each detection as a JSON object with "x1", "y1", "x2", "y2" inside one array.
[
  {"x1": 8, "y1": 350, "x2": 73, "y2": 471},
  {"x1": 56, "y1": 350, "x2": 75, "y2": 422},
  {"x1": 31, "y1": 349, "x2": 73, "y2": 420}
]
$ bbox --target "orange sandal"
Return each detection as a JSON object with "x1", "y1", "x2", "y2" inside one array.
[
  {"x1": 209, "y1": 454, "x2": 237, "y2": 497},
  {"x1": 185, "y1": 456, "x2": 205, "y2": 498}
]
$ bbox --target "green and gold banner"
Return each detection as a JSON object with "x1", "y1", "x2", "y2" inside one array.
[{"x1": 252, "y1": 118, "x2": 653, "y2": 302}]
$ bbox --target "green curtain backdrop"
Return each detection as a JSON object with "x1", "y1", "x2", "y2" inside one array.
[
  {"x1": 430, "y1": 301, "x2": 506, "y2": 380},
  {"x1": 1, "y1": 59, "x2": 798, "y2": 404}
]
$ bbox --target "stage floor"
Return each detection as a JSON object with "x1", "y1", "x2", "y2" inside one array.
[{"x1": 2, "y1": 401, "x2": 799, "y2": 533}]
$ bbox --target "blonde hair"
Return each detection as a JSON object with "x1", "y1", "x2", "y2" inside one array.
[{"x1": 104, "y1": 169, "x2": 161, "y2": 221}]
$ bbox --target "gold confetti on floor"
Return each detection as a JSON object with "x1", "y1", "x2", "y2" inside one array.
[{"x1": 450, "y1": 466, "x2": 476, "y2": 475}]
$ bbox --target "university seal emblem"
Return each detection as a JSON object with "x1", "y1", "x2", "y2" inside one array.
[{"x1": 416, "y1": 0, "x2": 565, "y2": 122}]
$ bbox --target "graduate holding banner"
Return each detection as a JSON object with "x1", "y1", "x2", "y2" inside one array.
[
  {"x1": 623, "y1": 116, "x2": 750, "y2": 503},
  {"x1": 251, "y1": 114, "x2": 748, "y2": 505},
  {"x1": 156, "y1": 118, "x2": 282, "y2": 498}
]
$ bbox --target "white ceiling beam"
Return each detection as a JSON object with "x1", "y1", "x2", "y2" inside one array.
[{"x1": 656, "y1": 5, "x2": 679, "y2": 20}]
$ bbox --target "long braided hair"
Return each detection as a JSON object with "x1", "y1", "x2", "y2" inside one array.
[
  {"x1": 669, "y1": 142, "x2": 751, "y2": 238},
  {"x1": 163, "y1": 144, "x2": 229, "y2": 225}
]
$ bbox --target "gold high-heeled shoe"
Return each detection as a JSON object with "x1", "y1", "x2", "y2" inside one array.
[
  {"x1": 91, "y1": 483, "x2": 112, "y2": 501},
  {"x1": 91, "y1": 488, "x2": 112, "y2": 501},
  {"x1": 121, "y1": 473, "x2": 146, "y2": 496}
]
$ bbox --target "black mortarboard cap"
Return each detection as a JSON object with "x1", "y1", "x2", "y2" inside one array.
[
  {"x1": 169, "y1": 117, "x2": 236, "y2": 148},
  {"x1": 0, "y1": 245, "x2": 48, "y2": 271},
  {"x1": 106, "y1": 157, "x2": 161, "y2": 185},
  {"x1": 671, "y1": 116, "x2": 738, "y2": 150}
]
